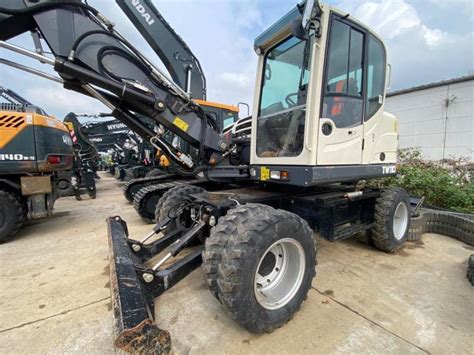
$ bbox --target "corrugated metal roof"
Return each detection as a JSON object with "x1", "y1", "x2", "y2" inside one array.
[{"x1": 386, "y1": 75, "x2": 474, "y2": 97}]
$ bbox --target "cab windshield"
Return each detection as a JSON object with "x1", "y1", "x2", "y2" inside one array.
[{"x1": 257, "y1": 36, "x2": 312, "y2": 158}]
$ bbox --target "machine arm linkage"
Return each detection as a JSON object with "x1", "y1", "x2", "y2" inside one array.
[
  {"x1": 115, "y1": 0, "x2": 207, "y2": 99},
  {"x1": 0, "y1": 1, "x2": 228, "y2": 172}
]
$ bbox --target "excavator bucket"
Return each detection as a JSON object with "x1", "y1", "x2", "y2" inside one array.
[
  {"x1": 107, "y1": 217, "x2": 171, "y2": 354},
  {"x1": 107, "y1": 216, "x2": 204, "y2": 353}
]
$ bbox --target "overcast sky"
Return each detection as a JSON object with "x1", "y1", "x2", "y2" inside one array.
[{"x1": 1, "y1": 0, "x2": 472, "y2": 118}]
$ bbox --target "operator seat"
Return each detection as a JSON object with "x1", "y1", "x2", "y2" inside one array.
[{"x1": 325, "y1": 78, "x2": 361, "y2": 127}]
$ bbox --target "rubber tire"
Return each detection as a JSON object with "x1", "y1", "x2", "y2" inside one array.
[
  {"x1": 355, "y1": 230, "x2": 372, "y2": 245},
  {"x1": 0, "y1": 189, "x2": 24, "y2": 243},
  {"x1": 407, "y1": 212, "x2": 424, "y2": 242},
  {"x1": 215, "y1": 204, "x2": 316, "y2": 333},
  {"x1": 202, "y1": 204, "x2": 273, "y2": 300},
  {"x1": 467, "y1": 255, "x2": 474, "y2": 286},
  {"x1": 154, "y1": 184, "x2": 204, "y2": 223},
  {"x1": 371, "y1": 188, "x2": 411, "y2": 253}
]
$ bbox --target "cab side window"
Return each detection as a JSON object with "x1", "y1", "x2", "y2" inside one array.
[
  {"x1": 366, "y1": 35, "x2": 386, "y2": 120},
  {"x1": 323, "y1": 18, "x2": 365, "y2": 128}
]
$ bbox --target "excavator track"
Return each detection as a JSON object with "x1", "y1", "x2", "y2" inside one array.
[
  {"x1": 122, "y1": 174, "x2": 176, "y2": 202},
  {"x1": 132, "y1": 181, "x2": 197, "y2": 223}
]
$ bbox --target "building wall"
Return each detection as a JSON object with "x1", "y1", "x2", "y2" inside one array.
[{"x1": 385, "y1": 79, "x2": 473, "y2": 161}]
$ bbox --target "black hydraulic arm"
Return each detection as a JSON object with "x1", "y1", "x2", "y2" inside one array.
[
  {"x1": 84, "y1": 119, "x2": 129, "y2": 136},
  {"x1": 0, "y1": 85, "x2": 49, "y2": 115},
  {"x1": 115, "y1": 0, "x2": 207, "y2": 100},
  {"x1": 0, "y1": 85, "x2": 33, "y2": 106},
  {"x1": 0, "y1": 0, "x2": 227, "y2": 172}
]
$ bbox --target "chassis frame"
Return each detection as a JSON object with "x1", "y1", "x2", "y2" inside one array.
[{"x1": 107, "y1": 182, "x2": 381, "y2": 352}]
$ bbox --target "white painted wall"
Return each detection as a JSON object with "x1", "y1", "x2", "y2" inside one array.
[{"x1": 385, "y1": 79, "x2": 473, "y2": 161}]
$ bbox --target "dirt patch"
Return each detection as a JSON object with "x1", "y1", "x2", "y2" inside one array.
[
  {"x1": 380, "y1": 263, "x2": 397, "y2": 270},
  {"x1": 406, "y1": 240, "x2": 425, "y2": 250},
  {"x1": 39, "y1": 304, "x2": 46, "y2": 309},
  {"x1": 396, "y1": 248, "x2": 410, "y2": 257},
  {"x1": 462, "y1": 245, "x2": 474, "y2": 251},
  {"x1": 101, "y1": 265, "x2": 110, "y2": 276},
  {"x1": 323, "y1": 289, "x2": 334, "y2": 296}
]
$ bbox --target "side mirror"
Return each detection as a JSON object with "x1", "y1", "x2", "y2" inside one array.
[
  {"x1": 386, "y1": 63, "x2": 392, "y2": 90},
  {"x1": 290, "y1": 17, "x2": 307, "y2": 40},
  {"x1": 264, "y1": 64, "x2": 272, "y2": 83}
]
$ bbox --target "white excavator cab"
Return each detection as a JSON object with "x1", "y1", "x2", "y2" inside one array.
[{"x1": 250, "y1": 3, "x2": 398, "y2": 185}]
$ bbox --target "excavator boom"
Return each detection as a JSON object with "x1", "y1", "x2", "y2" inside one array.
[
  {"x1": 115, "y1": 0, "x2": 207, "y2": 99},
  {"x1": 0, "y1": 0, "x2": 227, "y2": 174}
]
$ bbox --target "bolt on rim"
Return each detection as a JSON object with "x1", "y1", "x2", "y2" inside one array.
[
  {"x1": 254, "y1": 238, "x2": 305, "y2": 310},
  {"x1": 393, "y1": 202, "x2": 409, "y2": 240}
]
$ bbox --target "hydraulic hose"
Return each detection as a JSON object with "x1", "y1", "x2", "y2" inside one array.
[{"x1": 96, "y1": 46, "x2": 152, "y2": 83}]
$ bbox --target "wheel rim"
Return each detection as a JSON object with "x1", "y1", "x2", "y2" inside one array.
[
  {"x1": 254, "y1": 238, "x2": 305, "y2": 310},
  {"x1": 393, "y1": 202, "x2": 409, "y2": 240}
]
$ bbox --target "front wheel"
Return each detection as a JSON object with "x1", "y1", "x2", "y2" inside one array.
[
  {"x1": 0, "y1": 189, "x2": 24, "y2": 242},
  {"x1": 214, "y1": 204, "x2": 316, "y2": 333}
]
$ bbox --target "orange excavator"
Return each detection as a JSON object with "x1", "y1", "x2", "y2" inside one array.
[{"x1": 0, "y1": 86, "x2": 73, "y2": 242}]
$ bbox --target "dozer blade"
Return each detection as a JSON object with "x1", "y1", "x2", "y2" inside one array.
[{"x1": 107, "y1": 216, "x2": 171, "y2": 354}]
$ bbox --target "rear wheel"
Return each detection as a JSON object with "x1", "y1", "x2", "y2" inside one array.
[
  {"x1": 371, "y1": 188, "x2": 410, "y2": 252},
  {"x1": 213, "y1": 204, "x2": 316, "y2": 333},
  {"x1": 155, "y1": 184, "x2": 205, "y2": 223},
  {"x1": 154, "y1": 184, "x2": 206, "y2": 245},
  {"x1": 0, "y1": 189, "x2": 24, "y2": 242}
]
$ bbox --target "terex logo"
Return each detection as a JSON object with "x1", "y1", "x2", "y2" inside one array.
[{"x1": 131, "y1": 0, "x2": 155, "y2": 26}]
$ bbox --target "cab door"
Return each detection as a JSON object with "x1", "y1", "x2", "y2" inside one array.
[{"x1": 317, "y1": 16, "x2": 365, "y2": 165}]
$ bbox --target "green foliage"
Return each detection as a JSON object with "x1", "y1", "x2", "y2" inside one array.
[{"x1": 372, "y1": 149, "x2": 474, "y2": 213}]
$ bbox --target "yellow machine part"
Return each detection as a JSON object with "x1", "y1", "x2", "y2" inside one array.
[
  {"x1": 193, "y1": 99, "x2": 239, "y2": 113},
  {"x1": 156, "y1": 149, "x2": 170, "y2": 167},
  {"x1": 0, "y1": 111, "x2": 68, "y2": 149}
]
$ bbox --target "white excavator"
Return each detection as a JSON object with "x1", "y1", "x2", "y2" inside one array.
[{"x1": 0, "y1": 0, "x2": 408, "y2": 353}]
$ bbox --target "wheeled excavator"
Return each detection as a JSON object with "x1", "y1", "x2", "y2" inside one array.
[
  {"x1": 0, "y1": 86, "x2": 73, "y2": 242},
  {"x1": 63, "y1": 112, "x2": 101, "y2": 199},
  {"x1": 0, "y1": 0, "x2": 410, "y2": 352},
  {"x1": 70, "y1": 112, "x2": 163, "y2": 180}
]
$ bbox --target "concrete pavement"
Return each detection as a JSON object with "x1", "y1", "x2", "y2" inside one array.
[{"x1": 0, "y1": 173, "x2": 472, "y2": 354}]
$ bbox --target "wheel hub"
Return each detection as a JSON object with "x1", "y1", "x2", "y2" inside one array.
[
  {"x1": 254, "y1": 238, "x2": 305, "y2": 310},
  {"x1": 393, "y1": 202, "x2": 409, "y2": 240}
]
